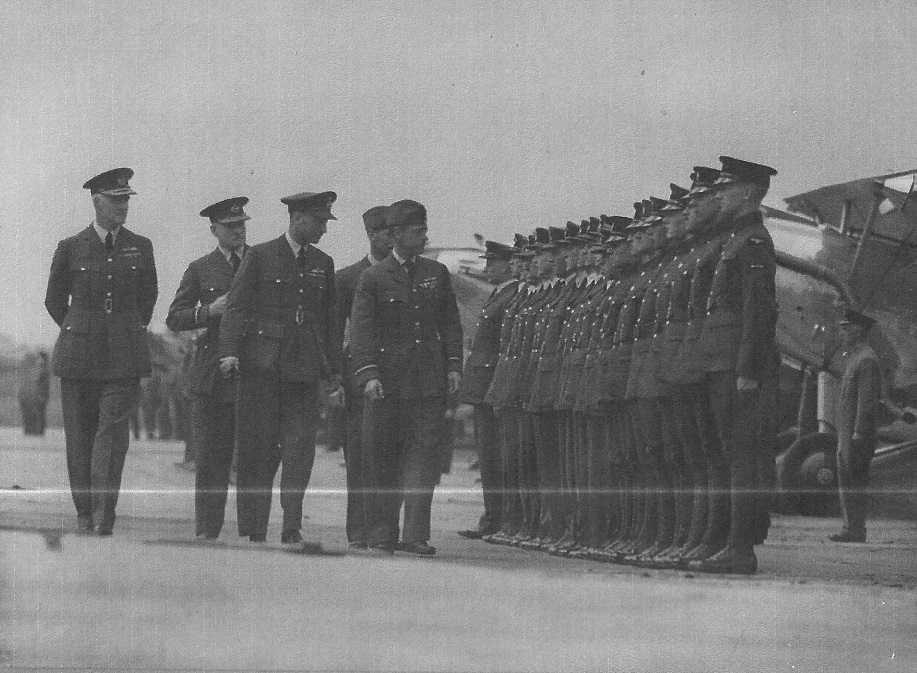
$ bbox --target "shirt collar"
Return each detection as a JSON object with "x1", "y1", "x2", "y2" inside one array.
[
  {"x1": 392, "y1": 249, "x2": 415, "y2": 266},
  {"x1": 92, "y1": 221, "x2": 120, "y2": 243},
  {"x1": 495, "y1": 278, "x2": 516, "y2": 292},
  {"x1": 218, "y1": 245, "x2": 245, "y2": 263},
  {"x1": 367, "y1": 252, "x2": 386, "y2": 267},
  {"x1": 285, "y1": 231, "x2": 309, "y2": 256}
]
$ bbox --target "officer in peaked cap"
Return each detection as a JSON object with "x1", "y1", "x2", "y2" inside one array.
[
  {"x1": 336, "y1": 205, "x2": 394, "y2": 550},
  {"x1": 219, "y1": 189, "x2": 344, "y2": 544},
  {"x1": 458, "y1": 240, "x2": 519, "y2": 539},
  {"x1": 166, "y1": 197, "x2": 251, "y2": 540},
  {"x1": 45, "y1": 167, "x2": 157, "y2": 535},
  {"x1": 688, "y1": 155, "x2": 779, "y2": 575}
]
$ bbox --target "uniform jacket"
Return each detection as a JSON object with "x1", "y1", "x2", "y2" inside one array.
[
  {"x1": 166, "y1": 247, "x2": 244, "y2": 396},
  {"x1": 219, "y1": 235, "x2": 341, "y2": 383},
  {"x1": 350, "y1": 254, "x2": 463, "y2": 398},
  {"x1": 335, "y1": 256, "x2": 373, "y2": 394},
  {"x1": 836, "y1": 343, "x2": 881, "y2": 450},
  {"x1": 336, "y1": 256, "x2": 372, "y2": 329},
  {"x1": 45, "y1": 225, "x2": 157, "y2": 380},
  {"x1": 458, "y1": 280, "x2": 520, "y2": 405},
  {"x1": 699, "y1": 211, "x2": 779, "y2": 380}
]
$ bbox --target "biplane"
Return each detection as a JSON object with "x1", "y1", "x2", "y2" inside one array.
[{"x1": 768, "y1": 170, "x2": 917, "y2": 515}]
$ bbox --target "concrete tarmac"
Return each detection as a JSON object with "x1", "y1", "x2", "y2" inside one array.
[{"x1": 1, "y1": 427, "x2": 915, "y2": 672}]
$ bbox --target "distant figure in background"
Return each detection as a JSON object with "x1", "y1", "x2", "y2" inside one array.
[
  {"x1": 18, "y1": 351, "x2": 50, "y2": 436},
  {"x1": 44, "y1": 167, "x2": 157, "y2": 536},
  {"x1": 830, "y1": 309, "x2": 881, "y2": 543}
]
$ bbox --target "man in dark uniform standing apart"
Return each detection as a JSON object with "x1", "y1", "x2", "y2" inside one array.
[
  {"x1": 335, "y1": 205, "x2": 394, "y2": 550},
  {"x1": 829, "y1": 309, "x2": 881, "y2": 543},
  {"x1": 350, "y1": 199, "x2": 463, "y2": 556},
  {"x1": 457, "y1": 240, "x2": 518, "y2": 539},
  {"x1": 45, "y1": 167, "x2": 158, "y2": 535},
  {"x1": 167, "y1": 196, "x2": 251, "y2": 540},
  {"x1": 219, "y1": 191, "x2": 344, "y2": 544}
]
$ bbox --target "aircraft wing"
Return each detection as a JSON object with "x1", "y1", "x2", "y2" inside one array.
[{"x1": 784, "y1": 169, "x2": 917, "y2": 244}]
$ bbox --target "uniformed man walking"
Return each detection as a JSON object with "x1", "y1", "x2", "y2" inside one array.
[
  {"x1": 166, "y1": 196, "x2": 250, "y2": 540},
  {"x1": 219, "y1": 191, "x2": 344, "y2": 544},
  {"x1": 45, "y1": 167, "x2": 158, "y2": 535},
  {"x1": 350, "y1": 199, "x2": 463, "y2": 556},
  {"x1": 335, "y1": 205, "x2": 394, "y2": 550}
]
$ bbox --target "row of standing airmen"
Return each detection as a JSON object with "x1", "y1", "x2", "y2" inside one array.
[
  {"x1": 45, "y1": 168, "x2": 463, "y2": 556},
  {"x1": 456, "y1": 156, "x2": 781, "y2": 575}
]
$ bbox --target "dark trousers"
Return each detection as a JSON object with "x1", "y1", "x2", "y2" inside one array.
[
  {"x1": 192, "y1": 389, "x2": 236, "y2": 537},
  {"x1": 836, "y1": 435, "x2": 877, "y2": 536},
  {"x1": 533, "y1": 411, "x2": 560, "y2": 540},
  {"x1": 344, "y1": 393, "x2": 368, "y2": 543},
  {"x1": 472, "y1": 404, "x2": 504, "y2": 532},
  {"x1": 707, "y1": 371, "x2": 760, "y2": 553},
  {"x1": 496, "y1": 409, "x2": 523, "y2": 535},
  {"x1": 671, "y1": 386, "x2": 709, "y2": 550},
  {"x1": 516, "y1": 411, "x2": 540, "y2": 536},
  {"x1": 362, "y1": 395, "x2": 446, "y2": 546},
  {"x1": 60, "y1": 378, "x2": 139, "y2": 529},
  {"x1": 235, "y1": 373, "x2": 320, "y2": 537}
]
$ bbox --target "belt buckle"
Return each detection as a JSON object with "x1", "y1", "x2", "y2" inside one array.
[
  {"x1": 295, "y1": 306, "x2": 304, "y2": 325},
  {"x1": 104, "y1": 298, "x2": 113, "y2": 314}
]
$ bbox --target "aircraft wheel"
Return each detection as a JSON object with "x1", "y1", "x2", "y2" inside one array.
[{"x1": 776, "y1": 432, "x2": 838, "y2": 515}]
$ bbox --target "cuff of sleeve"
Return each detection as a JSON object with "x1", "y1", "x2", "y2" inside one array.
[
  {"x1": 196, "y1": 305, "x2": 210, "y2": 326},
  {"x1": 353, "y1": 364, "x2": 379, "y2": 389}
]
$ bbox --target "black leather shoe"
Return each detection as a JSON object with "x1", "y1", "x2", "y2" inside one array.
[
  {"x1": 249, "y1": 534, "x2": 267, "y2": 543},
  {"x1": 281, "y1": 530, "x2": 303, "y2": 544},
  {"x1": 457, "y1": 529, "x2": 486, "y2": 540},
  {"x1": 688, "y1": 547, "x2": 757, "y2": 575},
  {"x1": 369, "y1": 542, "x2": 395, "y2": 556},
  {"x1": 398, "y1": 541, "x2": 436, "y2": 556},
  {"x1": 829, "y1": 530, "x2": 866, "y2": 543}
]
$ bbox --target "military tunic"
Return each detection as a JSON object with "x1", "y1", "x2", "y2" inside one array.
[
  {"x1": 219, "y1": 234, "x2": 341, "y2": 537},
  {"x1": 167, "y1": 246, "x2": 243, "y2": 537},
  {"x1": 350, "y1": 254, "x2": 463, "y2": 546},
  {"x1": 45, "y1": 224, "x2": 158, "y2": 531}
]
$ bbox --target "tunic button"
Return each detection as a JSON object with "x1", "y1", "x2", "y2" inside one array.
[{"x1": 108, "y1": 275, "x2": 113, "y2": 280}]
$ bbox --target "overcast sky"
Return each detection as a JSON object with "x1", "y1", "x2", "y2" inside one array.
[{"x1": 4, "y1": 0, "x2": 917, "y2": 346}]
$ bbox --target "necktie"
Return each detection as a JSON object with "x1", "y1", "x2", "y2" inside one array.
[
  {"x1": 297, "y1": 247, "x2": 306, "y2": 268},
  {"x1": 105, "y1": 231, "x2": 114, "y2": 255},
  {"x1": 404, "y1": 258, "x2": 416, "y2": 280},
  {"x1": 229, "y1": 251, "x2": 241, "y2": 273}
]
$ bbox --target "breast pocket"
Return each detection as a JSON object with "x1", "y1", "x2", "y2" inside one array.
[
  {"x1": 381, "y1": 291, "x2": 407, "y2": 337},
  {"x1": 259, "y1": 273, "x2": 291, "y2": 307},
  {"x1": 69, "y1": 261, "x2": 101, "y2": 295}
]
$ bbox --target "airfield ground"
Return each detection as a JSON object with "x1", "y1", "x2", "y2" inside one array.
[{"x1": 1, "y1": 427, "x2": 915, "y2": 672}]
